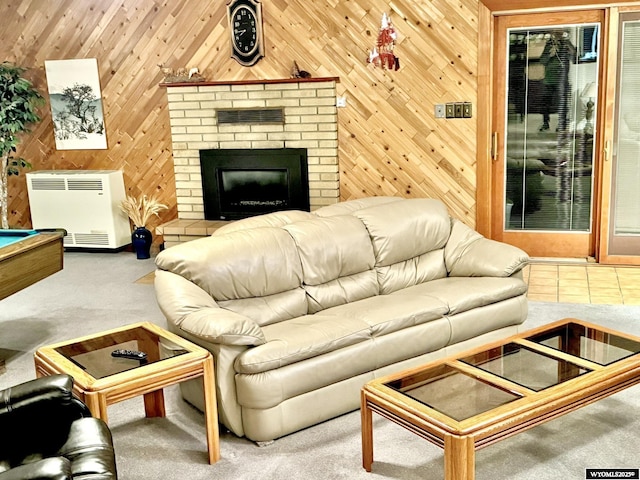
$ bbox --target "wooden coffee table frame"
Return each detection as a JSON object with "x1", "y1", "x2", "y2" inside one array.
[
  {"x1": 34, "y1": 321, "x2": 220, "y2": 464},
  {"x1": 361, "y1": 318, "x2": 640, "y2": 480}
]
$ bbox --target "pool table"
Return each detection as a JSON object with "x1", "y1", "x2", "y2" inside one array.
[{"x1": 0, "y1": 229, "x2": 65, "y2": 301}]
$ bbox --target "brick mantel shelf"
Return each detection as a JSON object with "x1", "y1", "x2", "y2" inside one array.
[
  {"x1": 160, "y1": 77, "x2": 340, "y2": 88},
  {"x1": 159, "y1": 76, "x2": 341, "y2": 247}
]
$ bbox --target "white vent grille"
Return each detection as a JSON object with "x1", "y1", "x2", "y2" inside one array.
[
  {"x1": 28, "y1": 177, "x2": 104, "y2": 192},
  {"x1": 30, "y1": 178, "x2": 66, "y2": 191},
  {"x1": 67, "y1": 179, "x2": 104, "y2": 191},
  {"x1": 73, "y1": 233, "x2": 110, "y2": 245},
  {"x1": 217, "y1": 108, "x2": 284, "y2": 124}
]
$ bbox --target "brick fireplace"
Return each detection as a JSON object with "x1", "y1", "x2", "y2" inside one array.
[{"x1": 158, "y1": 77, "x2": 340, "y2": 246}]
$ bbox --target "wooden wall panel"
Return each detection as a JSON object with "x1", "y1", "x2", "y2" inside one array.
[{"x1": 1, "y1": 0, "x2": 480, "y2": 238}]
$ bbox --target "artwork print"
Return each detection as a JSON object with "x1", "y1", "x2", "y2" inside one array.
[{"x1": 44, "y1": 59, "x2": 107, "y2": 150}]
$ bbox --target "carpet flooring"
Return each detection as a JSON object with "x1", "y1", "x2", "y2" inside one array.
[{"x1": 1, "y1": 251, "x2": 639, "y2": 479}]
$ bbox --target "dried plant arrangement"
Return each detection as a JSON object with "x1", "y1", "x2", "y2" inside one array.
[{"x1": 119, "y1": 194, "x2": 168, "y2": 228}]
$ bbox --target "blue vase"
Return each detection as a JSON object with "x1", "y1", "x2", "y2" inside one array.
[{"x1": 132, "y1": 226, "x2": 152, "y2": 259}]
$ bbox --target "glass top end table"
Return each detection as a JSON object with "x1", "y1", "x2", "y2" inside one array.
[
  {"x1": 34, "y1": 321, "x2": 220, "y2": 464},
  {"x1": 54, "y1": 324, "x2": 189, "y2": 379}
]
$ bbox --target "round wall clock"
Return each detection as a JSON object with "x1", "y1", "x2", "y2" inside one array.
[{"x1": 227, "y1": 0, "x2": 264, "y2": 67}]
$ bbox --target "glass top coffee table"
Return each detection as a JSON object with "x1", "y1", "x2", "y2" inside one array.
[
  {"x1": 34, "y1": 321, "x2": 220, "y2": 464},
  {"x1": 361, "y1": 318, "x2": 640, "y2": 479}
]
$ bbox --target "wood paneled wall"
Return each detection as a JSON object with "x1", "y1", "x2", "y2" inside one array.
[{"x1": 1, "y1": 0, "x2": 479, "y2": 236}]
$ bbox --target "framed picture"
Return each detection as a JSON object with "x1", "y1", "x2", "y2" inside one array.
[{"x1": 44, "y1": 58, "x2": 107, "y2": 150}]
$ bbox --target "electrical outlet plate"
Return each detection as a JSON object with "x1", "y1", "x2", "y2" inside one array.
[{"x1": 435, "y1": 104, "x2": 445, "y2": 118}]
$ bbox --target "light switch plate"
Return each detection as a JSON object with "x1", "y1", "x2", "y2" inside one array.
[
  {"x1": 445, "y1": 103, "x2": 455, "y2": 118},
  {"x1": 463, "y1": 102, "x2": 472, "y2": 118}
]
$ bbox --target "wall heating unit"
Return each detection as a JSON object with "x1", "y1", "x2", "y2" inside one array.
[{"x1": 26, "y1": 170, "x2": 131, "y2": 249}]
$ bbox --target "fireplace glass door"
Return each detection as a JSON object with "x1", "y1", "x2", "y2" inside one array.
[{"x1": 199, "y1": 148, "x2": 309, "y2": 220}]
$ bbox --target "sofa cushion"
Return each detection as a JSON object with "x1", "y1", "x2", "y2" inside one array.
[
  {"x1": 447, "y1": 295, "x2": 528, "y2": 345},
  {"x1": 376, "y1": 249, "x2": 447, "y2": 294},
  {"x1": 354, "y1": 198, "x2": 451, "y2": 267},
  {"x1": 234, "y1": 317, "x2": 452, "y2": 410},
  {"x1": 284, "y1": 215, "x2": 378, "y2": 312},
  {"x1": 391, "y1": 276, "x2": 528, "y2": 315},
  {"x1": 218, "y1": 288, "x2": 308, "y2": 327},
  {"x1": 156, "y1": 227, "x2": 302, "y2": 301},
  {"x1": 445, "y1": 219, "x2": 529, "y2": 277},
  {"x1": 214, "y1": 210, "x2": 316, "y2": 235},
  {"x1": 321, "y1": 294, "x2": 448, "y2": 337},
  {"x1": 304, "y1": 271, "x2": 379, "y2": 314},
  {"x1": 283, "y1": 216, "x2": 375, "y2": 285},
  {"x1": 314, "y1": 196, "x2": 403, "y2": 217},
  {"x1": 155, "y1": 227, "x2": 307, "y2": 324},
  {"x1": 235, "y1": 315, "x2": 371, "y2": 374}
]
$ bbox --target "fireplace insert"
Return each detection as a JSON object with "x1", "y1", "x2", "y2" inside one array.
[{"x1": 200, "y1": 148, "x2": 310, "y2": 220}]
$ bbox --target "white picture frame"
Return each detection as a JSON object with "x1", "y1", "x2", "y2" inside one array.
[{"x1": 44, "y1": 58, "x2": 107, "y2": 150}]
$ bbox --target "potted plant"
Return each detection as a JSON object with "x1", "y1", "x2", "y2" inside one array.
[
  {"x1": 119, "y1": 194, "x2": 168, "y2": 259},
  {"x1": 0, "y1": 62, "x2": 44, "y2": 229}
]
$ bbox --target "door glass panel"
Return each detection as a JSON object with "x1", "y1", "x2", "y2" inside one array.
[
  {"x1": 505, "y1": 25, "x2": 598, "y2": 232},
  {"x1": 609, "y1": 17, "x2": 640, "y2": 255}
]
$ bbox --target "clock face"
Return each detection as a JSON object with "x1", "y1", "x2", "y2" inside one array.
[
  {"x1": 232, "y1": 6, "x2": 258, "y2": 55},
  {"x1": 228, "y1": 0, "x2": 264, "y2": 66}
]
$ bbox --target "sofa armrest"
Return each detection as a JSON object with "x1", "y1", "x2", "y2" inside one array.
[
  {"x1": 179, "y1": 308, "x2": 266, "y2": 346},
  {"x1": 0, "y1": 375, "x2": 72, "y2": 412},
  {"x1": 155, "y1": 269, "x2": 265, "y2": 346},
  {"x1": 0, "y1": 458, "x2": 72, "y2": 480},
  {"x1": 445, "y1": 219, "x2": 529, "y2": 277},
  {"x1": 0, "y1": 375, "x2": 90, "y2": 421}
]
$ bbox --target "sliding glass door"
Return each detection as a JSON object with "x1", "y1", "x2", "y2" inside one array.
[
  {"x1": 492, "y1": 11, "x2": 603, "y2": 257},
  {"x1": 603, "y1": 12, "x2": 640, "y2": 261}
]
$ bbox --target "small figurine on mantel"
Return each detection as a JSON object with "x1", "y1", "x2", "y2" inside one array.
[
  {"x1": 158, "y1": 64, "x2": 205, "y2": 83},
  {"x1": 291, "y1": 61, "x2": 311, "y2": 79}
]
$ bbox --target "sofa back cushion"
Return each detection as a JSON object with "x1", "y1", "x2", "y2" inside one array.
[
  {"x1": 155, "y1": 227, "x2": 307, "y2": 326},
  {"x1": 213, "y1": 210, "x2": 316, "y2": 236},
  {"x1": 284, "y1": 215, "x2": 378, "y2": 313},
  {"x1": 352, "y1": 198, "x2": 451, "y2": 294},
  {"x1": 376, "y1": 250, "x2": 448, "y2": 295},
  {"x1": 314, "y1": 196, "x2": 402, "y2": 217},
  {"x1": 354, "y1": 198, "x2": 451, "y2": 266}
]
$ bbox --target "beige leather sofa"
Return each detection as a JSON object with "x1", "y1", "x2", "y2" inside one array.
[{"x1": 154, "y1": 197, "x2": 530, "y2": 442}]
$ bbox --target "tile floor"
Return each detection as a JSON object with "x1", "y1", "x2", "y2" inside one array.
[{"x1": 524, "y1": 261, "x2": 640, "y2": 305}]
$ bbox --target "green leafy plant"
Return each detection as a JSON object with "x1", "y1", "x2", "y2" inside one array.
[{"x1": 0, "y1": 62, "x2": 44, "y2": 229}]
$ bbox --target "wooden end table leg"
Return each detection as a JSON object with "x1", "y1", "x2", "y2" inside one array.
[
  {"x1": 361, "y1": 390, "x2": 374, "y2": 472},
  {"x1": 143, "y1": 390, "x2": 166, "y2": 417},
  {"x1": 202, "y1": 355, "x2": 220, "y2": 464},
  {"x1": 84, "y1": 392, "x2": 109, "y2": 424},
  {"x1": 444, "y1": 434, "x2": 475, "y2": 480}
]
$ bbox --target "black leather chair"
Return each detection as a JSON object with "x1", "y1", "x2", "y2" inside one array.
[{"x1": 0, "y1": 375, "x2": 117, "y2": 479}]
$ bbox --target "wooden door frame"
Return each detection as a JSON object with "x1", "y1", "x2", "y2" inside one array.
[
  {"x1": 597, "y1": 6, "x2": 640, "y2": 264},
  {"x1": 476, "y1": 0, "x2": 640, "y2": 257}
]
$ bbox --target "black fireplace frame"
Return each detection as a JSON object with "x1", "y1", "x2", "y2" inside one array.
[{"x1": 200, "y1": 148, "x2": 310, "y2": 220}]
